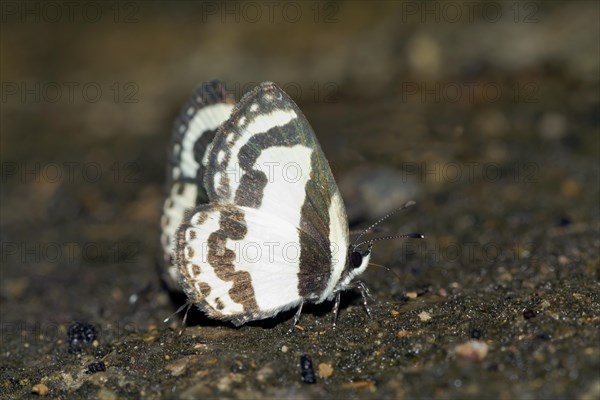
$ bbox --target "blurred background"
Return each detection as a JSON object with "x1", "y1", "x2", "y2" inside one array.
[{"x1": 1, "y1": 1, "x2": 599, "y2": 399}]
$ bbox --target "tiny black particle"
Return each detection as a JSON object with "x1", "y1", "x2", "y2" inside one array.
[
  {"x1": 536, "y1": 332, "x2": 551, "y2": 340},
  {"x1": 67, "y1": 321, "x2": 97, "y2": 353},
  {"x1": 487, "y1": 363, "x2": 499, "y2": 371},
  {"x1": 416, "y1": 285, "x2": 431, "y2": 296},
  {"x1": 523, "y1": 309, "x2": 536, "y2": 320},
  {"x1": 86, "y1": 361, "x2": 106, "y2": 374},
  {"x1": 557, "y1": 216, "x2": 571, "y2": 227},
  {"x1": 471, "y1": 329, "x2": 483, "y2": 339},
  {"x1": 300, "y1": 354, "x2": 316, "y2": 384}
]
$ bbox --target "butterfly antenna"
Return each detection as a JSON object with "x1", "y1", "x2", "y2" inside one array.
[
  {"x1": 355, "y1": 233, "x2": 425, "y2": 249},
  {"x1": 368, "y1": 262, "x2": 402, "y2": 281},
  {"x1": 352, "y1": 200, "x2": 417, "y2": 248}
]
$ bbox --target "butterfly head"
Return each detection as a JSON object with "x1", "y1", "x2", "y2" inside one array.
[
  {"x1": 348, "y1": 243, "x2": 373, "y2": 276},
  {"x1": 334, "y1": 201, "x2": 425, "y2": 293},
  {"x1": 335, "y1": 243, "x2": 373, "y2": 291},
  {"x1": 349, "y1": 242, "x2": 372, "y2": 274}
]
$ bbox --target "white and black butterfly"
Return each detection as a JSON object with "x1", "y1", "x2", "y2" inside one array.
[{"x1": 162, "y1": 81, "x2": 422, "y2": 330}]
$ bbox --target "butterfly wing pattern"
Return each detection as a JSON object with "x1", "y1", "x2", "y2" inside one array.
[
  {"x1": 160, "y1": 81, "x2": 236, "y2": 289},
  {"x1": 162, "y1": 81, "x2": 376, "y2": 327},
  {"x1": 175, "y1": 82, "x2": 364, "y2": 326}
]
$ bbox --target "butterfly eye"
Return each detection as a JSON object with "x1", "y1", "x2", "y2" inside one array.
[{"x1": 350, "y1": 250, "x2": 363, "y2": 269}]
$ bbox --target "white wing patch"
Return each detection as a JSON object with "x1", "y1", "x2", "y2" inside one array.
[
  {"x1": 320, "y1": 190, "x2": 349, "y2": 302},
  {"x1": 215, "y1": 109, "x2": 298, "y2": 201},
  {"x1": 253, "y1": 144, "x2": 313, "y2": 223},
  {"x1": 241, "y1": 145, "x2": 312, "y2": 310},
  {"x1": 181, "y1": 206, "x2": 307, "y2": 316},
  {"x1": 245, "y1": 109, "x2": 297, "y2": 133},
  {"x1": 225, "y1": 209, "x2": 303, "y2": 312},
  {"x1": 179, "y1": 103, "x2": 234, "y2": 178}
]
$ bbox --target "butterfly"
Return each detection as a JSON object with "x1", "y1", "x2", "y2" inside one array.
[{"x1": 161, "y1": 80, "x2": 422, "y2": 331}]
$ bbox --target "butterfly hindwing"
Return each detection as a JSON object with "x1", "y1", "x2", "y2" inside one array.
[
  {"x1": 168, "y1": 79, "x2": 236, "y2": 189},
  {"x1": 178, "y1": 203, "x2": 329, "y2": 325}
]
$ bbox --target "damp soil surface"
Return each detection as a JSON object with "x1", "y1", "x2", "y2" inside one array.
[{"x1": 1, "y1": 2, "x2": 599, "y2": 399}]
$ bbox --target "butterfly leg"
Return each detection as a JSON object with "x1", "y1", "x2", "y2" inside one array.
[
  {"x1": 163, "y1": 302, "x2": 192, "y2": 336},
  {"x1": 287, "y1": 301, "x2": 304, "y2": 334},
  {"x1": 332, "y1": 292, "x2": 341, "y2": 330},
  {"x1": 353, "y1": 280, "x2": 372, "y2": 318}
]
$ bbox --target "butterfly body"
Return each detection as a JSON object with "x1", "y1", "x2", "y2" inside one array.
[{"x1": 163, "y1": 81, "x2": 372, "y2": 327}]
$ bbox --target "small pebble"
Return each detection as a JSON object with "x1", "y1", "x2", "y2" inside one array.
[
  {"x1": 300, "y1": 354, "x2": 316, "y2": 384},
  {"x1": 217, "y1": 375, "x2": 233, "y2": 392},
  {"x1": 523, "y1": 309, "x2": 536, "y2": 320},
  {"x1": 341, "y1": 380, "x2": 376, "y2": 390},
  {"x1": 165, "y1": 357, "x2": 191, "y2": 377},
  {"x1": 418, "y1": 311, "x2": 432, "y2": 321},
  {"x1": 280, "y1": 345, "x2": 288, "y2": 353},
  {"x1": 558, "y1": 255, "x2": 570, "y2": 266},
  {"x1": 256, "y1": 365, "x2": 274, "y2": 383},
  {"x1": 31, "y1": 383, "x2": 49, "y2": 396},
  {"x1": 67, "y1": 321, "x2": 97, "y2": 353},
  {"x1": 455, "y1": 340, "x2": 489, "y2": 362},
  {"x1": 86, "y1": 361, "x2": 106, "y2": 374},
  {"x1": 538, "y1": 112, "x2": 567, "y2": 140},
  {"x1": 560, "y1": 179, "x2": 580, "y2": 197},
  {"x1": 318, "y1": 363, "x2": 333, "y2": 379}
]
